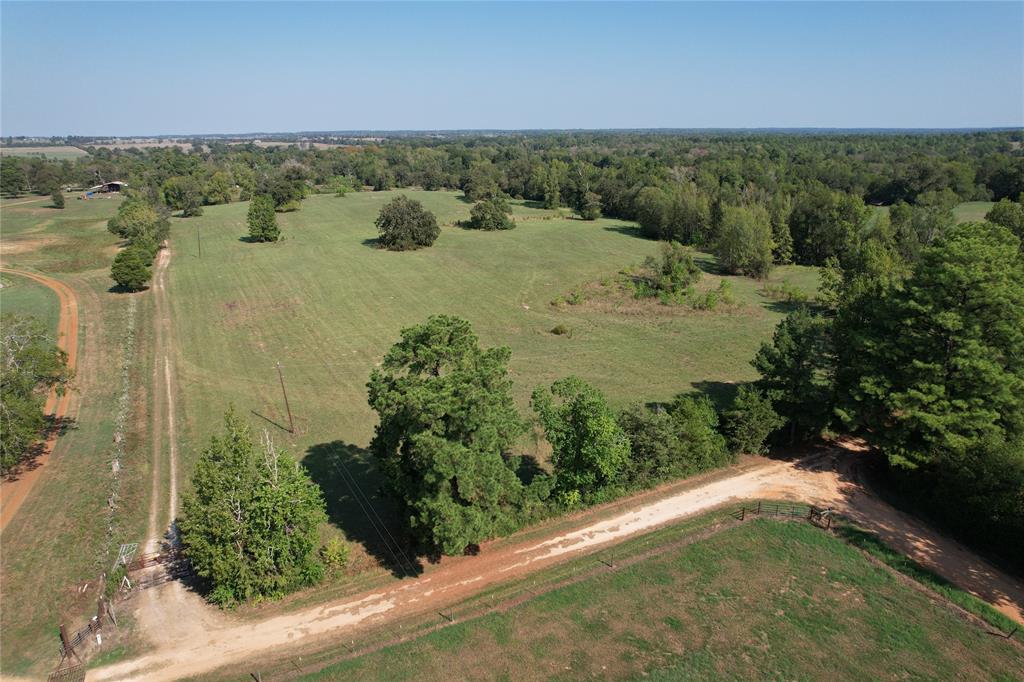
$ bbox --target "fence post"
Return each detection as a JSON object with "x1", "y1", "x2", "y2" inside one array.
[
  {"x1": 756, "y1": 501, "x2": 761, "y2": 515},
  {"x1": 740, "y1": 507, "x2": 745, "y2": 521}
]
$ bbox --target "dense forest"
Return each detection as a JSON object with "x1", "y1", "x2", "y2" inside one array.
[{"x1": 4, "y1": 130, "x2": 1023, "y2": 575}]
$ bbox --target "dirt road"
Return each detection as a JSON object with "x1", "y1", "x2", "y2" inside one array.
[
  {"x1": 0, "y1": 268, "x2": 79, "y2": 532},
  {"x1": 91, "y1": 445, "x2": 1024, "y2": 681}
]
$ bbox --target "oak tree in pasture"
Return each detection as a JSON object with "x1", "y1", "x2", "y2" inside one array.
[
  {"x1": 50, "y1": 188, "x2": 64, "y2": 208},
  {"x1": 375, "y1": 195, "x2": 439, "y2": 250},
  {"x1": 179, "y1": 410, "x2": 328, "y2": 605},
  {"x1": 367, "y1": 315, "x2": 525, "y2": 555}
]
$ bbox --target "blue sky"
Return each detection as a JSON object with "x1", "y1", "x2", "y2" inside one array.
[{"x1": 1, "y1": 1, "x2": 1021, "y2": 135}]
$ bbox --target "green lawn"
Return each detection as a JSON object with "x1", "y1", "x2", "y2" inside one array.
[
  {"x1": 953, "y1": 201, "x2": 994, "y2": 224},
  {"x1": 0, "y1": 272, "x2": 60, "y2": 333},
  {"x1": 300, "y1": 519, "x2": 1023, "y2": 680}
]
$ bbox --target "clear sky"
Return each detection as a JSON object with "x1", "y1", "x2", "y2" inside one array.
[{"x1": 1, "y1": 1, "x2": 1021, "y2": 135}]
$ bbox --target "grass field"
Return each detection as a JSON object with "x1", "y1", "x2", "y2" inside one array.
[
  {"x1": 953, "y1": 201, "x2": 994, "y2": 223},
  {"x1": 169, "y1": 191, "x2": 817, "y2": 449},
  {"x1": 297, "y1": 519, "x2": 1023, "y2": 680},
  {"x1": 0, "y1": 195, "x2": 154, "y2": 675},
  {"x1": 0, "y1": 145, "x2": 88, "y2": 160},
  {"x1": 0, "y1": 272, "x2": 60, "y2": 333},
  {"x1": 166, "y1": 191, "x2": 818, "y2": 559}
]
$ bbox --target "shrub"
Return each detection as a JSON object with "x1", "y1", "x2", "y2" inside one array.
[
  {"x1": 550, "y1": 324, "x2": 571, "y2": 336},
  {"x1": 468, "y1": 196, "x2": 514, "y2": 230},
  {"x1": 51, "y1": 188, "x2": 64, "y2": 209},
  {"x1": 321, "y1": 538, "x2": 350, "y2": 572},
  {"x1": 375, "y1": 195, "x2": 440, "y2": 251}
]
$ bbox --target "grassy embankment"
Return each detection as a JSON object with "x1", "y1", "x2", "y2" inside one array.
[{"x1": 273, "y1": 516, "x2": 1024, "y2": 680}]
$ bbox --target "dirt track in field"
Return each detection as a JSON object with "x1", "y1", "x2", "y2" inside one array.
[
  {"x1": 92, "y1": 442, "x2": 1024, "y2": 682},
  {"x1": 0, "y1": 268, "x2": 79, "y2": 532}
]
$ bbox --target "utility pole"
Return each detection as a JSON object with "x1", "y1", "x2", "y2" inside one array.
[{"x1": 275, "y1": 361, "x2": 295, "y2": 433}]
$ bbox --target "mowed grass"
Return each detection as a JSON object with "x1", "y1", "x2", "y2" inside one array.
[
  {"x1": 302, "y1": 520, "x2": 1024, "y2": 681},
  {"x1": 166, "y1": 191, "x2": 817, "y2": 553},
  {"x1": 953, "y1": 201, "x2": 994, "y2": 223},
  {"x1": 0, "y1": 272, "x2": 60, "y2": 333},
  {"x1": 1, "y1": 195, "x2": 153, "y2": 675},
  {"x1": 169, "y1": 191, "x2": 816, "y2": 450}
]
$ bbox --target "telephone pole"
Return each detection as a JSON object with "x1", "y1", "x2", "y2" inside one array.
[{"x1": 275, "y1": 361, "x2": 295, "y2": 433}]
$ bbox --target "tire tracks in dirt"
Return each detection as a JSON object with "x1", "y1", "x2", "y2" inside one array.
[
  {"x1": 0, "y1": 268, "x2": 79, "y2": 532},
  {"x1": 92, "y1": 445, "x2": 1024, "y2": 681}
]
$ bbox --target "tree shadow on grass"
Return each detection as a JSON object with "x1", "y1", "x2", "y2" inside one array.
[
  {"x1": 361, "y1": 237, "x2": 381, "y2": 249},
  {"x1": 690, "y1": 380, "x2": 744, "y2": 409},
  {"x1": 304, "y1": 441, "x2": 423, "y2": 577},
  {"x1": 602, "y1": 224, "x2": 649, "y2": 240},
  {"x1": 2, "y1": 415, "x2": 78, "y2": 481}
]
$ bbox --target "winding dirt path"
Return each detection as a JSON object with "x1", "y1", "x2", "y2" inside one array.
[
  {"x1": 0, "y1": 268, "x2": 79, "y2": 532},
  {"x1": 92, "y1": 445, "x2": 1024, "y2": 681}
]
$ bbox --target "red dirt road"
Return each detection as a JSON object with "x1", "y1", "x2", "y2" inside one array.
[
  {"x1": 92, "y1": 446, "x2": 1024, "y2": 681},
  {"x1": 0, "y1": 269, "x2": 79, "y2": 532}
]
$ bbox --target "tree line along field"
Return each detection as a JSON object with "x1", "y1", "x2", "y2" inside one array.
[{"x1": 279, "y1": 517, "x2": 1024, "y2": 680}]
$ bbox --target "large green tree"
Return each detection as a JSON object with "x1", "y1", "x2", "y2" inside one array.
[
  {"x1": 0, "y1": 315, "x2": 72, "y2": 473},
  {"x1": 367, "y1": 315, "x2": 526, "y2": 554},
  {"x1": 836, "y1": 222, "x2": 1024, "y2": 470},
  {"x1": 162, "y1": 175, "x2": 204, "y2": 217},
  {"x1": 110, "y1": 247, "x2": 152, "y2": 291},
  {"x1": 985, "y1": 198, "x2": 1024, "y2": 242},
  {"x1": 752, "y1": 307, "x2": 833, "y2": 442},
  {"x1": 179, "y1": 410, "x2": 327, "y2": 605},
  {"x1": 375, "y1": 195, "x2": 439, "y2": 250},
  {"x1": 247, "y1": 194, "x2": 280, "y2": 242},
  {"x1": 532, "y1": 376, "x2": 630, "y2": 504},
  {"x1": 715, "y1": 204, "x2": 774, "y2": 278}
]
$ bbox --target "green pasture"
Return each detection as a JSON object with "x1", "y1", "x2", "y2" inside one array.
[
  {"x1": 953, "y1": 201, "x2": 994, "y2": 224},
  {"x1": 0, "y1": 272, "x2": 60, "y2": 333},
  {"x1": 300, "y1": 519, "x2": 1024, "y2": 680}
]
